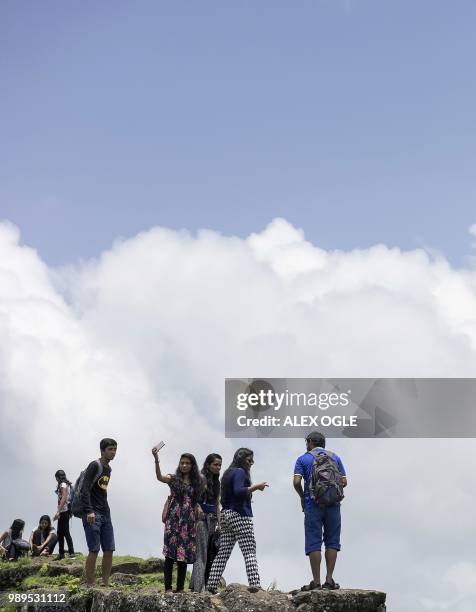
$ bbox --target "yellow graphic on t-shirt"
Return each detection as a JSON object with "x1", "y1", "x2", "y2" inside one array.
[{"x1": 97, "y1": 475, "x2": 109, "y2": 490}]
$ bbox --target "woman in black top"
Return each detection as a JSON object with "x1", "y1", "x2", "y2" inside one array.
[
  {"x1": 53, "y1": 470, "x2": 75, "y2": 559},
  {"x1": 206, "y1": 448, "x2": 268, "y2": 593},
  {"x1": 30, "y1": 515, "x2": 58, "y2": 556},
  {"x1": 190, "y1": 453, "x2": 222, "y2": 592}
]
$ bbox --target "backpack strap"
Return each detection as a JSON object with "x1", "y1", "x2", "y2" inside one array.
[
  {"x1": 93, "y1": 459, "x2": 103, "y2": 485},
  {"x1": 86, "y1": 459, "x2": 104, "y2": 491}
]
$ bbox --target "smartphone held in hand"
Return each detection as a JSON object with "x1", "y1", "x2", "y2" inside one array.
[{"x1": 153, "y1": 441, "x2": 165, "y2": 453}]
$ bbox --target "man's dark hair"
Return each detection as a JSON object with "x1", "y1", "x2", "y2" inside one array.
[
  {"x1": 306, "y1": 431, "x2": 326, "y2": 449},
  {"x1": 100, "y1": 438, "x2": 117, "y2": 451},
  {"x1": 220, "y1": 448, "x2": 254, "y2": 505}
]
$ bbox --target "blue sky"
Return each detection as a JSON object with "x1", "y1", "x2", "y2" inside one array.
[{"x1": 1, "y1": 0, "x2": 475, "y2": 265}]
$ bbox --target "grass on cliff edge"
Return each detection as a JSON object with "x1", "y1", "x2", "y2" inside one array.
[
  {"x1": 0, "y1": 555, "x2": 149, "y2": 568},
  {"x1": 1, "y1": 556, "x2": 191, "y2": 593}
]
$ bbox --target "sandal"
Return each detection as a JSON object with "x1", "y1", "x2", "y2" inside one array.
[
  {"x1": 301, "y1": 580, "x2": 321, "y2": 591},
  {"x1": 322, "y1": 579, "x2": 340, "y2": 590}
]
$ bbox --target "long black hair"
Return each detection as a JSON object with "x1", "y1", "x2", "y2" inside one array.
[
  {"x1": 37, "y1": 515, "x2": 53, "y2": 534},
  {"x1": 55, "y1": 469, "x2": 72, "y2": 494},
  {"x1": 10, "y1": 519, "x2": 25, "y2": 539},
  {"x1": 174, "y1": 453, "x2": 203, "y2": 505},
  {"x1": 201, "y1": 453, "x2": 222, "y2": 503},
  {"x1": 220, "y1": 448, "x2": 254, "y2": 504}
]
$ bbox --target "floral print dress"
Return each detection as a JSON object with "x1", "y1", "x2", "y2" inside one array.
[{"x1": 163, "y1": 475, "x2": 197, "y2": 563}]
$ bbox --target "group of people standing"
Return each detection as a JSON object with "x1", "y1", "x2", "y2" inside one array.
[
  {"x1": 153, "y1": 446, "x2": 268, "y2": 593},
  {"x1": 2, "y1": 432, "x2": 347, "y2": 595},
  {"x1": 0, "y1": 471, "x2": 76, "y2": 561}
]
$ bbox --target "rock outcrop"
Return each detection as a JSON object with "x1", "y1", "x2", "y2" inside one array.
[
  {"x1": 65, "y1": 584, "x2": 386, "y2": 612},
  {"x1": 0, "y1": 558, "x2": 387, "y2": 611}
]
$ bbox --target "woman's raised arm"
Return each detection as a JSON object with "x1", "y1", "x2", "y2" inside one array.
[{"x1": 152, "y1": 447, "x2": 172, "y2": 483}]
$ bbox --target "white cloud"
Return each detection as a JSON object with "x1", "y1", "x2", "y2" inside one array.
[
  {"x1": 1, "y1": 218, "x2": 476, "y2": 611},
  {"x1": 444, "y1": 562, "x2": 476, "y2": 597}
]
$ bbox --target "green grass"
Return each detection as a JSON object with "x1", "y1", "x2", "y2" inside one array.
[
  {"x1": 22, "y1": 574, "x2": 82, "y2": 593},
  {"x1": 111, "y1": 555, "x2": 144, "y2": 564},
  {"x1": 2, "y1": 554, "x2": 197, "y2": 598},
  {"x1": 0, "y1": 555, "x2": 32, "y2": 568},
  {"x1": 138, "y1": 572, "x2": 165, "y2": 588}
]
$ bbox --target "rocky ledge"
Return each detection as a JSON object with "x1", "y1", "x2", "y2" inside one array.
[
  {"x1": 62, "y1": 584, "x2": 386, "y2": 612},
  {"x1": 0, "y1": 557, "x2": 386, "y2": 611}
]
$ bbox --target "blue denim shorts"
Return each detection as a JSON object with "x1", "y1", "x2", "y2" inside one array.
[
  {"x1": 82, "y1": 512, "x2": 115, "y2": 553},
  {"x1": 304, "y1": 503, "x2": 341, "y2": 555}
]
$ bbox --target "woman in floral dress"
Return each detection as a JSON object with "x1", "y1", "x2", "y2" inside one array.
[{"x1": 152, "y1": 447, "x2": 203, "y2": 593}]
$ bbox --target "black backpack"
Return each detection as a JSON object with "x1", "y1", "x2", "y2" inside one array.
[
  {"x1": 71, "y1": 460, "x2": 103, "y2": 518},
  {"x1": 308, "y1": 449, "x2": 345, "y2": 506}
]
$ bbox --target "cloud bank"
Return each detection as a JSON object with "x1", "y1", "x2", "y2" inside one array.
[{"x1": 1, "y1": 218, "x2": 476, "y2": 611}]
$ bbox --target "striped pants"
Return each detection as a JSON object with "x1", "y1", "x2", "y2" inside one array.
[{"x1": 206, "y1": 509, "x2": 260, "y2": 590}]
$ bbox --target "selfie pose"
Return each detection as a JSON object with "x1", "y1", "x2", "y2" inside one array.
[
  {"x1": 53, "y1": 469, "x2": 75, "y2": 560},
  {"x1": 152, "y1": 446, "x2": 203, "y2": 593},
  {"x1": 190, "y1": 453, "x2": 222, "y2": 592},
  {"x1": 206, "y1": 448, "x2": 268, "y2": 593}
]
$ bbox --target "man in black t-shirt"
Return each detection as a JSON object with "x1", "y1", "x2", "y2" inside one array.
[{"x1": 81, "y1": 438, "x2": 117, "y2": 587}]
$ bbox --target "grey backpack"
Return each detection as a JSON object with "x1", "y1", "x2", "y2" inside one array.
[{"x1": 309, "y1": 449, "x2": 345, "y2": 506}]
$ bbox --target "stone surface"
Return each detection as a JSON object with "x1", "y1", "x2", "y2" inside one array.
[
  {"x1": 109, "y1": 572, "x2": 143, "y2": 586},
  {"x1": 0, "y1": 563, "x2": 38, "y2": 589},
  {"x1": 67, "y1": 588, "x2": 224, "y2": 611},
  {"x1": 220, "y1": 583, "x2": 294, "y2": 611},
  {"x1": 0, "y1": 559, "x2": 386, "y2": 611},
  {"x1": 44, "y1": 563, "x2": 83, "y2": 578},
  {"x1": 142, "y1": 558, "x2": 165, "y2": 573},
  {"x1": 292, "y1": 588, "x2": 387, "y2": 611},
  {"x1": 26, "y1": 586, "x2": 386, "y2": 611},
  {"x1": 109, "y1": 561, "x2": 145, "y2": 575}
]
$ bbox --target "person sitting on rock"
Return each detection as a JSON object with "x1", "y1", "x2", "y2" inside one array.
[
  {"x1": 29, "y1": 515, "x2": 58, "y2": 556},
  {"x1": 0, "y1": 519, "x2": 30, "y2": 560},
  {"x1": 152, "y1": 446, "x2": 203, "y2": 593},
  {"x1": 206, "y1": 448, "x2": 268, "y2": 594}
]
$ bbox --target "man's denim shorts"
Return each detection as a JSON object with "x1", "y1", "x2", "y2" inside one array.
[
  {"x1": 82, "y1": 512, "x2": 115, "y2": 553},
  {"x1": 304, "y1": 503, "x2": 341, "y2": 555}
]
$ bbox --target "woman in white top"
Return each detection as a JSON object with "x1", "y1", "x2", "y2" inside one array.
[{"x1": 53, "y1": 470, "x2": 75, "y2": 559}]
